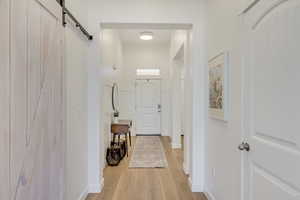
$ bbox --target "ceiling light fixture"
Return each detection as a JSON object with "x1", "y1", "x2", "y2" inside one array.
[{"x1": 140, "y1": 31, "x2": 154, "y2": 40}]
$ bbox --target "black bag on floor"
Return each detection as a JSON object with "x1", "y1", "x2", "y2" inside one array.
[
  {"x1": 106, "y1": 140, "x2": 127, "y2": 166},
  {"x1": 106, "y1": 145, "x2": 121, "y2": 166},
  {"x1": 119, "y1": 140, "x2": 127, "y2": 159}
]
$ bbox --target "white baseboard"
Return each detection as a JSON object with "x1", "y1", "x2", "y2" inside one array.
[
  {"x1": 89, "y1": 184, "x2": 101, "y2": 193},
  {"x1": 188, "y1": 177, "x2": 202, "y2": 192},
  {"x1": 188, "y1": 177, "x2": 193, "y2": 190},
  {"x1": 204, "y1": 191, "x2": 217, "y2": 200},
  {"x1": 172, "y1": 143, "x2": 182, "y2": 149},
  {"x1": 89, "y1": 178, "x2": 104, "y2": 193},
  {"x1": 78, "y1": 186, "x2": 89, "y2": 200},
  {"x1": 161, "y1": 130, "x2": 170, "y2": 137},
  {"x1": 89, "y1": 177, "x2": 104, "y2": 193},
  {"x1": 182, "y1": 162, "x2": 189, "y2": 175},
  {"x1": 100, "y1": 177, "x2": 104, "y2": 191}
]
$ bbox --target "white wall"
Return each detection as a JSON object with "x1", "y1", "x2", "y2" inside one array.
[
  {"x1": 204, "y1": 0, "x2": 243, "y2": 200},
  {"x1": 64, "y1": 0, "x2": 90, "y2": 199},
  {"x1": 170, "y1": 30, "x2": 188, "y2": 59},
  {"x1": 119, "y1": 43, "x2": 170, "y2": 136},
  {"x1": 169, "y1": 30, "x2": 192, "y2": 175},
  {"x1": 100, "y1": 29, "x2": 123, "y2": 157},
  {"x1": 101, "y1": 29, "x2": 123, "y2": 82},
  {"x1": 170, "y1": 30, "x2": 187, "y2": 149},
  {"x1": 86, "y1": 28, "x2": 123, "y2": 191},
  {"x1": 170, "y1": 60, "x2": 182, "y2": 147},
  {"x1": 87, "y1": 0, "x2": 207, "y2": 192}
]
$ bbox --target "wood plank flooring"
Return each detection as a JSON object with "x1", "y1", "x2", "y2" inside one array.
[{"x1": 86, "y1": 136, "x2": 207, "y2": 200}]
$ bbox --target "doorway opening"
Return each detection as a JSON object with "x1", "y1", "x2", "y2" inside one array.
[
  {"x1": 96, "y1": 22, "x2": 199, "y2": 199},
  {"x1": 171, "y1": 44, "x2": 188, "y2": 172}
]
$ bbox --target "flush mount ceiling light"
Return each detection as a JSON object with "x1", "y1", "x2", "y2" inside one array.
[{"x1": 140, "y1": 31, "x2": 154, "y2": 40}]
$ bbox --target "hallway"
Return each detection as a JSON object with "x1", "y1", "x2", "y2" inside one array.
[
  {"x1": 87, "y1": 137, "x2": 206, "y2": 200},
  {"x1": 1, "y1": 0, "x2": 300, "y2": 199}
]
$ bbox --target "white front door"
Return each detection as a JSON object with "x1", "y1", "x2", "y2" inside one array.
[
  {"x1": 242, "y1": 0, "x2": 300, "y2": 199},
  {"x1": 135, "y1": 79, "x2": 161, "y2": 135}
]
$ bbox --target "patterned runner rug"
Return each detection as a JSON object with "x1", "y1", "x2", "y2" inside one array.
[{"x1": 129, "y1": 136, "x2": 168, "y2": 168}]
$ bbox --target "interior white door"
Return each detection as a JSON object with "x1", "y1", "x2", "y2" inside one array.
[
  {"x1": 242, "y1": 0, "x2": 300, "y2": 200},
  {"x1": 10, "y1": 0, "x2": 64, "y2": 199},
  {"x1": 180, "y1": 68, "x2": 185, "y2": 135},
  {"x1": 135, "y1": 79, "x2": 161, "y2": 135}
]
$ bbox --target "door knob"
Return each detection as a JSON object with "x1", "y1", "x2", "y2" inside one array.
[{"x1": 238, "y1": 142, "x2": 250, "y2": 151}]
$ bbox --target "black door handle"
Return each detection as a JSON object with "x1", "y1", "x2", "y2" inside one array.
[{"x1": 238, "y1": 142, "x2": 250, "y2": 151}]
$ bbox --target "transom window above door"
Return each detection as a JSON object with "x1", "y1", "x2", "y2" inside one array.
[{"x1": 136, "y1": 69, "x2": 160, "y2": 76}]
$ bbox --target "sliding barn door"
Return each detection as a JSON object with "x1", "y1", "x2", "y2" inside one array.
[
  {"x1": 0, "y1": 0, "x2": 10, "y2": 199},
  {"x1": 10, "y1": 0, "x2": 65, "y2": 199}
]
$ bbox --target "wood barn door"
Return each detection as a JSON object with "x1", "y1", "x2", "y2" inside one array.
[
  {"x1": 0, "y1": 0, "x2": 10, "y2": 199},
  {"x1": 10, "y1": 0, "x2": 65, "y2": 199}
]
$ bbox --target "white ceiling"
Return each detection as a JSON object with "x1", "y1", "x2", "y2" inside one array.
[{"x1": 118, "y1": 29, "x2": 172, "y2": 45}]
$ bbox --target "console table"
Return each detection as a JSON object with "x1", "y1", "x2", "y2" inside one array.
[{"x1": 111, "y1": 120, "x2": 132, "y2": 157}]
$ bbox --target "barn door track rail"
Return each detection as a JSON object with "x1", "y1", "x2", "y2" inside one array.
[{"x1": 59, "y1": 0, "x2": 93, "y2": 40}]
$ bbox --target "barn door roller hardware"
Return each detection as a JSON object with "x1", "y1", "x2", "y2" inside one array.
[{"x1": 58, "y1": 0, "x2": 93, "y2": 40}]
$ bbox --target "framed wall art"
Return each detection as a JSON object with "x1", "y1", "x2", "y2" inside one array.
[{"x1": 208, "y1": 52, "x2": 229, "y2": 121}]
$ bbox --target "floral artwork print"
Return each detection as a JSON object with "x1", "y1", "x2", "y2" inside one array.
[
  {"x1": 209, "y1": 52, "x2": 228, "y2": 121},
  {"x1": 209, "y1": 63, "x2": 223, "y2": 109}
]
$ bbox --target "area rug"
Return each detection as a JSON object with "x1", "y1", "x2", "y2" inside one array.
[{"x1": 129, "y1": 136, "x2": 168, "y2": 168}]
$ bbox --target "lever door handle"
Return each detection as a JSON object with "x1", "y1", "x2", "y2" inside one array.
[{"x1": 238, "y1": 142, "x2": 250, "y2": 152}]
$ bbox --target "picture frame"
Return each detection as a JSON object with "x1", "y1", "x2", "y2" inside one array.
[{"x1": 208, "y1": 52, "x2": 229, "y2": 121}]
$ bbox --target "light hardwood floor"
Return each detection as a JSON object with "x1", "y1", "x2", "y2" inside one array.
[{"x1": 86, "y1": 136, "x2": 207, "y2": 200}]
